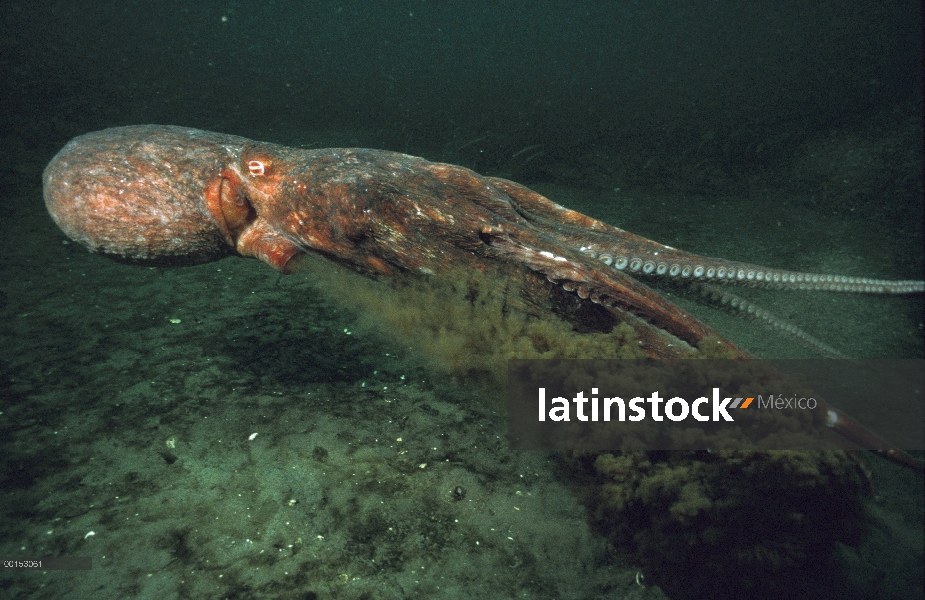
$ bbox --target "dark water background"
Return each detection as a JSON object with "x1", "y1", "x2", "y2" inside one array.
[
  {"x1": 1, "y1": 1, "x2": 923, "y2": 599},
  {"x1": 3, "y1": 1, "x2": 921, "y2": 174},
  {"x1": 4, "y1": 0, "x2": 921, "y2": 359}
]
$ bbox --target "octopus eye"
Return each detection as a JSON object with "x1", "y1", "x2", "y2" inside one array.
[{"x1": 247, "y1": 160, "x2": 266, "y2": 176}]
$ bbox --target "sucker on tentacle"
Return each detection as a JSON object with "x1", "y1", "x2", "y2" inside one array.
[
  {"x1": 582, "y1": 244, "x2": 924, "y2": 295},
  {"x1": 689, "y1": 282, "x2": 848, "y2": 359}
]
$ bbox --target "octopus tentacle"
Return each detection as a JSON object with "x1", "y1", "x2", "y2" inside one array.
[
  {"x1": 487, "y1": 177, "x2": 620, "y2": 232},
  {"x1": 481, "y1": 226, "x2": 750, "y2": 359},
  {"x1": 489, "y1": 177, "x2": 925, "y2": 295},
  {"x1": 578, "y1": 243, "x2": 924, "y2": 294},
  {"x1": 827, "y1": 409, "x2": 925, "y2": 472},
  {"x1": 691, "y1": 283, "x2": 848, "y2": 359},
  {"x1": 533, "y1": 216, "x2": 921, "y2": 294}
]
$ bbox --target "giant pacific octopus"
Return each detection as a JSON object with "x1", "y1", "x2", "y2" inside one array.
[
  {"x1": 43, "y1": 125, "x2": 924, "y2": 468},
  {"x1": 42, "y1": 126, "x2": 923, "y2": 357}
]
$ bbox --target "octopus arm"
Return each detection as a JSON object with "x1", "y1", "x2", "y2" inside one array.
[
  {"x1": 489, "y1": 177, "x2": 924, "y2": 295},
  {"x1": 480, "y1": 227, "x2": 749, "y2": 359}
]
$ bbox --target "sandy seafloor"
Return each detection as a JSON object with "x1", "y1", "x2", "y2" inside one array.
[{"x1": 1, "y1": 139, "x2": 923, "y2": 600}]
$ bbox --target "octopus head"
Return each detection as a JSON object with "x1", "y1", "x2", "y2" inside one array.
[{"x1": 43, "y1": 125, "x2": 303, "y2": 272}]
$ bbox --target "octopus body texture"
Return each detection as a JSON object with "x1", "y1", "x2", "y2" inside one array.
[{"x1": 44, "y1": 125, "x2": 922, "y2": 361}]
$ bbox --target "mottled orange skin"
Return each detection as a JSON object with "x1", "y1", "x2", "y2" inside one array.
[
  {"x1": 44, "y1": 125, "x2": 745, "y2": 358},
  {"x1": 42, "y1": 125, "x2": 925, "y2": 356},
  {"x1": 42, "y1": 125, "x2": 924, "y2": 472}
]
